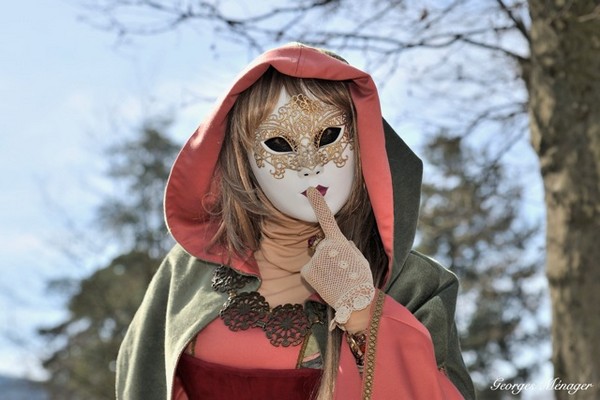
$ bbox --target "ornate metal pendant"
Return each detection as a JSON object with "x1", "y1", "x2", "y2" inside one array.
[
  {"x1": 212, "y1": 265, "x2": 253, "y2": 293},
  {"x1": 221, "y1": 291, "x2": 269, "y2": 331},
  {"x1": 213, "y1": 265, "x2": 325, "y2": 347},
  {"x1": 265, "y1": 303, "x2": 312, "y2": 347}
]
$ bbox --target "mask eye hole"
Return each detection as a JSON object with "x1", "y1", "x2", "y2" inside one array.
[
  {"x1": 316, "y1": 126, "x2": 343, "y2": 148},
  {"x1": 263, "y1": 136, "x2": 294, "y2": 153}
]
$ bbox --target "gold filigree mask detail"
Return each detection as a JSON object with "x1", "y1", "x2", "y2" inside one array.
[{"x1": 253, "y1": 94, "x2": 352, "y2": 179}]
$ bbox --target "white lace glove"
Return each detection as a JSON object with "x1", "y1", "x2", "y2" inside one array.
[{"x1": 301, "y1": 187, "x2": 375, "y2": 330}]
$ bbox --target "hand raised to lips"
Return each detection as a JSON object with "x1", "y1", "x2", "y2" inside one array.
[
  {"x1": 301, "y1": 187, "x2": 375, "y2": 330},
  {"x1": 304, "y1": 187, "x2": 344, "y2": 240}
]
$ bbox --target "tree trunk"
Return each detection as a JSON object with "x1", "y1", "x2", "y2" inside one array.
[{"x1": 527, "y1": 1, "x2": 600, "y2": 398}]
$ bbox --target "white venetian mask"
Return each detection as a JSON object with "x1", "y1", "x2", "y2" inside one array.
[{"x1": 247, "y1": 88, "x2": 356, "y2": 222}]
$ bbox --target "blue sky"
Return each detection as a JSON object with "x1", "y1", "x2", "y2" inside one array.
[
  {"x1": 0, "y1": 0, "x2": 243, "y2": 378},
  {"x1": 0, "y1": 0, "x2": 549, "y2": 388},
  {"x1": 0, "y1": 0, "x2": 371, "y2": 379}
]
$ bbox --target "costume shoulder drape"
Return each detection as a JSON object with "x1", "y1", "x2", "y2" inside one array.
[{"x1": 116, "y1": 246, "x2": 475, "y2": 399}]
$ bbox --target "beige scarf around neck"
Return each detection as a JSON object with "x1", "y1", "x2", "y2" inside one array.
[{"x1": 255, "y1": 209, "x2": 322, "y2": 307}]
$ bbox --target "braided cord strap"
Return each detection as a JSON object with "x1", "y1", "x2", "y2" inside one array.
[{"x1": 362, "y1": 290, "x2": 385, "y2": 400}]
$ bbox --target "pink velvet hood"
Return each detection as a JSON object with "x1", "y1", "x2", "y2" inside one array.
[{"x1": 164, "y1": 43, "x2": 423, "y2": 281}]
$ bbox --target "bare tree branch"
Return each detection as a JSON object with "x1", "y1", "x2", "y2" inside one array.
[
  {"x1": 496, "y1": 0, "x2": 531, "y2": 41},
  {"x1": 459, "y1": 37, "x2": 528, "y2": 61}
]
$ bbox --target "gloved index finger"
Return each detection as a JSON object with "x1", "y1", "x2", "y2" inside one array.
[{"x1": 306, "y1": 187, "x2": 345, "y2": 239}]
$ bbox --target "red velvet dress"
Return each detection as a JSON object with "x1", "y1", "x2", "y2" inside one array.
[
  {"x1": 175, "y1": 317, "x2": 322, "y2": 399},
  {"x1": 177, "y1": 354, "x2": 321, "y2": 400}
]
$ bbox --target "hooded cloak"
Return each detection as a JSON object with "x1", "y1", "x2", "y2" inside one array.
[{"x1": 117, "y1": 43, "x2": 475, "y2": 400}]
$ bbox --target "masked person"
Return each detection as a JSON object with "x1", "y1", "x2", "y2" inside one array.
[{"x1": 116, "y1": 43, "x2": 475, "y2": 400}]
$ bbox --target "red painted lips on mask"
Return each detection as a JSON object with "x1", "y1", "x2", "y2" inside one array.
[{"x1": 301, "y1": 185, "x2": 328, "y2": 197}]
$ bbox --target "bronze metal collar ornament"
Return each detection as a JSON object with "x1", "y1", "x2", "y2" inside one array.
[{"x1": 212, "y1": 265, "x2": 326, "y2": 347}]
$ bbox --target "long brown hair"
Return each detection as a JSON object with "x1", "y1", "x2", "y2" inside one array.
[{"x1": 211, "y1": 66, "x2": 388, "y2": 399}]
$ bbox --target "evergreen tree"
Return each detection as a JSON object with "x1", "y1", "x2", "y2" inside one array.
[
  {"x1": 417, "y1": 133, "x2": 547, "y2": 399},
  {"x1": 98, "y1": 118, "x2": 180, "y2": 256},
  {"x1": 39, "y1": 119, "x2": 179, "y2": 399}
]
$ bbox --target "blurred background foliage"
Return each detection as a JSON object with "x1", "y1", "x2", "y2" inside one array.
[{"x1": 35, "y1": 1, "x2": 600, "y2": 399}]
